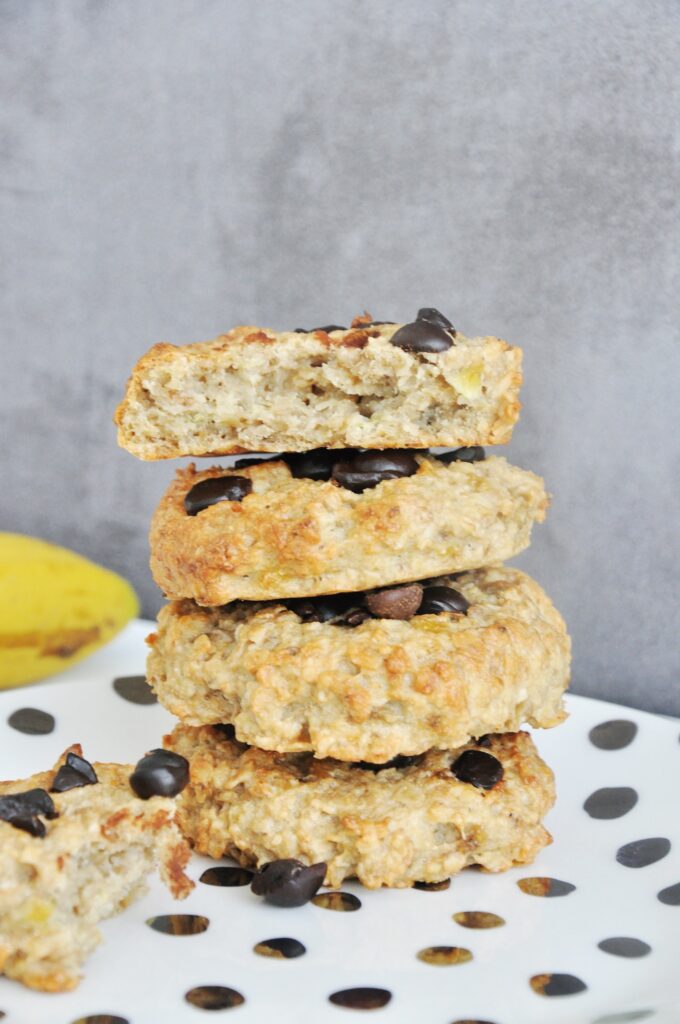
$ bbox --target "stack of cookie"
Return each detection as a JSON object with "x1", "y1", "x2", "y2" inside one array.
[{"x1": 116, "y1": 308, "x2": 570, "y2": 889}]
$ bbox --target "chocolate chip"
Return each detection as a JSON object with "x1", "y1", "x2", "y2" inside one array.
[
  {"x1": 51, "y1": 752, "x2": 98, "y2": 793},
  {"x1": 129, "y1": 749, "x2": 189, "y2": 799},
  {"x1": 340, "y1": 608, "x2": 371, "y2": 627},
  {"x1": 451, "y1": 750, "x2": 504, "y2": 790},
  {"x1": 233, "y1": 454, "x2": 281, "y2": 469},
  {"x1": 284, "y1": 449, "x2": 341, "y2": 482},
  {"x1": 285, "y1": 592, "x2": 356, "y2": 623},
  {"x1": 416, "y1": 307, "x2": 455, "y2": 331},
  {"x1": 0, "y1": 788, "x2": 58, "y2": 836},
  {"x1": 390, "y1": 320, "x2": 453, "y2": 353},
  {"x1": 354, "y1": 754, "x2": 422, "y2": 772},
  {"x1": 437, "y1": 446, "x2": 486, "y2": 464},
  {"x1": 332, "y1": 450, "x2": 419, "y2": 492},
  {"x1": 251, "y1": 858, "x2": 326, "y2": 907},
  {"x1": 417, "y1": 585, "x2": 470, "y2": 616},
  {"x1": 184, "y1": 475, "x2": 252, "y2": 515},
  {"x1": 365, "y1": 583, "x2": 423, "y2": 619},
  {"x1": 213, "y1": 723, "x2": 237, "y2": 740}
]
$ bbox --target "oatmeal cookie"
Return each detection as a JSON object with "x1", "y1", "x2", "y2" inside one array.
[
  {"x1": 148, "y1": 566, "x2": 569, "y2": 762},
  {"x1": 149, "y1": 453, "x2": 548, "y2": 604},
  {"x1": 115, "y1": 312, "x2": 522, "y2": 458},
  {"x1": 0, "y1": 746, "x2": 193, "y2": 992},
  {"x1": 166, "y1": 726, "x2": 554, "y2": 889}
]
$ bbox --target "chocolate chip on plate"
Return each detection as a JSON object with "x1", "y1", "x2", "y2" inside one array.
[
  {"x1": 354, "y1": 754, "x2": 422, "y2": 772},
  {"x1": 51, "y1": 752, "x2": 98, "y2": 793},
  {"x1": 416, "y1": 307, "x2": 455, "y2": 331},
  {"x1": 451, "y1": 750, "x2": 504, "y2": 790},
  {"x1": 251, "y1": 858, "x2": 327, "y2": 907},
  {"x1": 332, "y1": 450, "x2": 419, "y2": 492},
  {"x1": 365, "y1": 583, "x2": 423, "y2": 619},
  {"x1": 129, "y1": 749, "x2": 190, "y2": 799},
  {"x1": 437, "y1": 446, "x2": 486, "y2": 464},
  {"x1": 417, "y1": 585, "x2": 470, "y2": 616},
  {"x1": 184, "y1": 476, "x2": 252, "y2": 515},
  {"x1": 0, "y1": 788, "x2": 58, "y2": 837},
  {"x1": 284, "y1": 449, "x2": 343, "y2": 482}
]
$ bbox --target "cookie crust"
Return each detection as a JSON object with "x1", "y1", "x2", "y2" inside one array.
[
  {"x1": 148, "y1": 566, "x2": 570, "y2": 762},
  {"x1": 166, "y1": 727, "x2": 555, "y2": 889},
  {"x1": 0, "y1": 746, "x2": 193, "y2": 992},
  {"x1": 115, "y1": 321, "x2": 522, "y2": 459},
  {"x1": 149, "y1": 454, "x2": 548, "y2": 604}
]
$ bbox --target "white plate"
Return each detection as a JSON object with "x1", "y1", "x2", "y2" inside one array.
[{"x1": 0, "y1": 621, "x2": 678, "y2": 1024}]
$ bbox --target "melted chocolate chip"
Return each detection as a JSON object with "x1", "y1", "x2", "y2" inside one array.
[
  {"x1": 129, "y1": 749, "x2": 189, "y2": 799},
  {"x1": 390, "y1": 319, "x2": 453, "y2": 353},
  {"x1": 365, "y1": 583, "x2": 423, "y2": 619},
  {"x1": 251, "y1": 858, "x2": 327, "y2": 907},
  {"x1": 451, "y1": 750, "x2": 504, "y2": 790},
  {"x1": 284, "y1": 449, "x2": 342, "y2": 481},
  {"x1": 51, "y1": 752, "x2": 98, "y2": 793},
  {"x1": 0, "y1": 788, "x2": 58, "y2": 836},
  {"x1": 332, "y1": 450, "x2": 419, "y2": 492},
  {"x1": 184, "y1": 475, "x2": 252, "y2": 515},
  {"x1": 354, "y1": 754, "x2": 422, "y2": 772},
  {"x1": 417, "y1": 585, "x2": 470, "y2": 616},
  {"x1": 416, "y1": 307, "x2": 455, "y2": 330},
  {"x1": 437, "y1": 446, "x2": 486, "y2": 464}
]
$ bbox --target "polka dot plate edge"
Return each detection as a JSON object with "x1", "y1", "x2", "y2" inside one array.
[{"x1": 0, "y1": 620, "x2": 678, "y2": 1024}]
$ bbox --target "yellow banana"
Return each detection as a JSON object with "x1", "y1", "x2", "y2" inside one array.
[{"x1": 0, "y1": 533, "x2": 139, "y2": 689}]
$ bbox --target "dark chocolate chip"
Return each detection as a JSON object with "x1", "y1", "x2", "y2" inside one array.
[
  {"x1": 365, "y1": 583, "x2": 423, "y2": 619},
  {"x1": 332, "y1": 450, "x2": 419, "y2": 492},
  {"x1": 329, "y1": 987, "x2": 392, "y2": 1009},
  {"x1": 451, "y1": 750, "x2": 504, "y2": 790},
  {"x1": 0, "y1": 788, "x2": 58, "y2": 837},
  {"x1": 51, "y1": 752, "x2": 98, "y2": 793},
  {"x1": 417, "y1": 585, "x2": 470, "y2": 616},
  {"x1": 129, "y1": 749, "x2": 189, "y2": 799},
  {"x1": 476, "y1": 734, "x2": 493, "y2": 747},
  {"x1": 213, "y1": 723, "x2": 237, "y2": 740},
  {"x1": 354, "y1": 754, "x2": 422, "y2": 772},
  {"x1": 339, "y1": 607, "x2": 371, "y2": 627},
  {"x1": 437, "y1": 446, "x2": 486, "y2": 464},
  {"x1": 185, "y1": 986, "x2": 245, "y2": 1010},
  {"x1": 200, "y1": 866, "x2": 253, "y2": 887},
  {"x1": 184, "y1": 475, "x2": 252, "y2": 515},
  {"x1": 253, "y1": 936, "x2": 306, "y2": 959},
  {"x1": 616, "y1": 837, "x2": 670, "y2": 868},
  {"x1": 284, "y1": 448, "x2": 341, "y2": 481},
  {"x1": 251, "y1": 858, "x2": 326, "y2": 907},
  {"x1": 233, "y1": 454, "x2": 281, "y2": 469},
  {"x1": 146, "y1": 914, "x2": 209, "y2": 935},
  {"x1": 285, "y1": 592, "x2": 356, "y2": 623},
  {"x1": 7, "y1": 707, "x2": 55, "y2": 735},
  {"x1": 416, "y1": 307, "x2": 455, "y2": 331},
  {"x1": 390, "y1": 319, "x2": 453, "y2": 353}
]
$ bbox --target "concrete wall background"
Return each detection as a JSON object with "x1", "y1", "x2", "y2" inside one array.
[{"x1": 2, "y1": 0, "x2": 679, "y2": 714}]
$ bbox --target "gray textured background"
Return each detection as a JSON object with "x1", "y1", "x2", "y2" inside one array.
[{"x1": 1, "y1": 0, "x2": 679, "y2": 714}]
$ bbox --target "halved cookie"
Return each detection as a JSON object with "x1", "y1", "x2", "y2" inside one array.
[
  {"x1": 165, "y1": 726, "x2": 555, "y2": 889},
  {"x1": 115, "y1": 311, "x2": 522, "y2": 459},
  {"x1": 148, "y1": 566, "x2": 569, "y2": 763},
  {"x1": 149, "y1": 452, "x2": 548, "y2": 604}
]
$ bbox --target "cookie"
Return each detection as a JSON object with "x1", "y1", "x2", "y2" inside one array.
[
  {"x1": 149, "y1": 452, "x2": 548, "y2": 604},
  {"x1": 148, "y1": 566, "x2": 570, "y2": 762},
  {"x1": 165, "y1": 726, "x2": 555, "y2": 889},
  {"x1": 0, "y1": 745, "x2": 193, "y2": 992},
  {"x1": 115, "y1": 312, "x2": 522, "y2": 459}
]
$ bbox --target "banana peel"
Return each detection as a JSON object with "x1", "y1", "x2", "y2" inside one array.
[{"x1": 0, "y1": 533, "x2": 139, "y2": 689}]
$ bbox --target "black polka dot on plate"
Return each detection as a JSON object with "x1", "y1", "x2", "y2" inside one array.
[
  {"x1": 185, "y1": 986, "x2": 245, "y2": 1010},
  {"x1": 71, "y1": 1017, "x2": 130, "y2": 1024},
  {"x1": 530, "y1": 973, "x2": 587, "y2": 997},
  {"x1": 449, "y1": 1020, "x2": 498, "y2": 1024},
  {"x1": 253, "y1": 937, "x2": 306, "y2": 959},
  {"x1": 584, "y1": 786, "x2": 638, "y2": 819},
  {"x1": 413, "y1": 878, "x2": 451, "y2": 891},
  {"x1": 200, "y1": 866, "x2": 253, "y2": 887},
  {"x1": 328, "y1": 988, "x2": 392, "y2": 1010},
  {"x1": 616, "y1": 838, "x2": 671, "y2": 868},
  {"x1": 8, "y1": 707, "x2": 55, "y2": 735},
  {"x1": 453, "y1": 911, "x2": 505, "y2": 929},
  {"x1": 112, "y1": 675, "x2": 157, "y2": 705},
  {"x1": 589, "y1": 719, "x2": 638, "y2": 750},
  {"x1": 312, "y1": 891, "x2": 361, "y2": 911},
  {"x1": 592, "y1": 1012, "x2": 656, "y2": 1023},
  {"x1": 517, "y1": 877, "x2": 576, "y2": 897},
  {"x1": 418, "y1": 946, "x2": 473, "y2": 966},
  {"x1": 657, "y1": 881, "x2": 680, "y2": 905},
  {"x1": 598, "y1": 936, "x2": 651, "y2": 958},
  {"x1": 146, "y1": 914, "x2": 209, "y2": 935}
]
